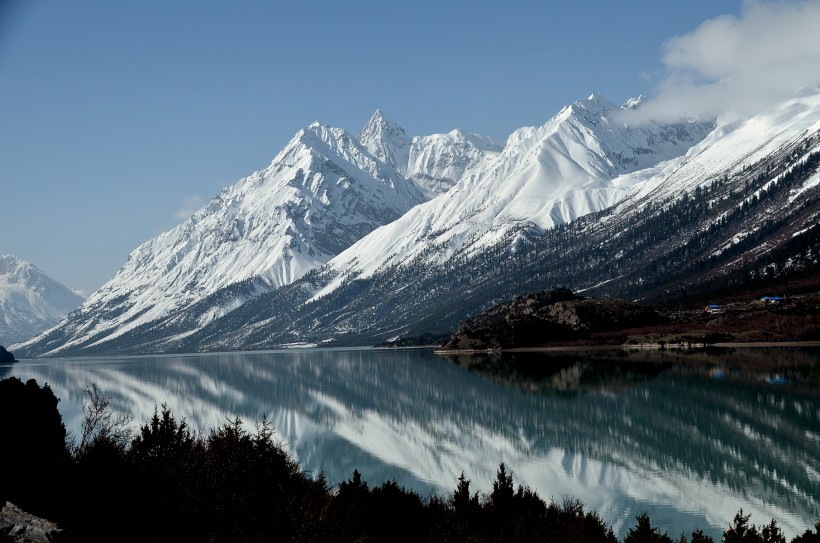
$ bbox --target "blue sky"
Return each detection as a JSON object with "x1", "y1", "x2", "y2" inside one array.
[{"x1": 0, "y1": 1, "x2": 781, "y2": 294}]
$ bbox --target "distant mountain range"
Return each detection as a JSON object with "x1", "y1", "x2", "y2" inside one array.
[
  {"x1": 16, "y1": 90, "x2": 820, "y2": 357},
  {"x1": 0, "y1": 255, "x2": 83, "y2": 346}
]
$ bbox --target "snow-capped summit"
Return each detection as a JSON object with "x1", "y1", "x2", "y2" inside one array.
[
  {"x1": 559, "y1": 92, "x2": 714, "y2": 174},
  {"x1": 570, "y1": 92, "x2": 619, "y2": 117},
  {"x1": 17, "y1": 92, "x2": 725, "y2": 357},
  {"x1": 311, "y1": 93, "x2": 714, "y2": 298},
  {"x1": 358, "y1": 109, "x2": 412, "y2": 175},
  {"x1": 17, "y1": 120, "x2": 426, "y2": 355},
  {"x1": 622, "y1": 95, "x2": 647, "y2": 110},
  {"x1": 0, "y1": 255, "x2": 83, "y2": 345},
  {"x1": 358, "y1": 109, "x2": 504, "y2": 198}
]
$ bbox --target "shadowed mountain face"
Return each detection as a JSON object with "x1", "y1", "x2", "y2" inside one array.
[{"x1": 10, "y1": 347, "x2": 820, "y2": 540}]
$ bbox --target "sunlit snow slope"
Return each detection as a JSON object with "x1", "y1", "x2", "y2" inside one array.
[
  {"x1": 616, "y1": 91, "x2": 820, "y2": 203},
  {"x1": 359, "y1": 109, "x2": 504, "y2": 198},
  {"x1": 18, "y1": 94, "x2": 720, "y2": 356},
  {"x1": 16, "y1": 121, "x2": 426, "y2": 355},
  {"x1": 183, "y1": 91, "x2": 820, "y2": 351},
  {"x1": 315, "y1": 94, "x2": 713, "y2": 299}
]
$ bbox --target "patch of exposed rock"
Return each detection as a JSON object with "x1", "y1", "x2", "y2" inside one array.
[
  {"x1": 440, "y1": 288, "x2": 664, "y2": 350},
  {"x1": 0, "y1": 502, "x2": 61, "y2": 542}
]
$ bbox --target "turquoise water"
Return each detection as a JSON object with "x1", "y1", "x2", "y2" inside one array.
[{"x1": 6, "y1": 347, "x2": 819, "y2": 540}]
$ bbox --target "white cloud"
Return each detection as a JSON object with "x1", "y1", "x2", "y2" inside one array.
[
  {"x1": 174, "y1": 195, "x2": 204, "y2": 222},
  {"x1": 625, "y1": 0, "x2": 820, "y2": 123},
  {"x1": 72, "y1": 288, "x2": 88, "y2": 299}
]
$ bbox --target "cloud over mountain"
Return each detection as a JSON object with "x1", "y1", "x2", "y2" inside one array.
[
  {"x1": 174, "y1": 195, "x2": 205, "y2": 222},
  {"x1": 626, "y1": 0, "x2": 820, "y2": 124}
]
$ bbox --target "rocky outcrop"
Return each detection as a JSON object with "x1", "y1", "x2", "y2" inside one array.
[
  {"x1": 440, "y1": 289, "x2": 664, "y2": 350},
  {"x1": 0, "y1": 502, "x2": 61, "y2": 542}
]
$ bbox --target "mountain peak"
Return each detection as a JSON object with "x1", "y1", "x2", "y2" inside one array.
[
  {"x1": 0, "y1": 254, "x2": 26, "y2": 275},
  {"x1": 360, "y1": 109, "x2": 407, "y2": 140},
  {"x1": 287, "y1": 122, "x2": 364, "y2": 161},
  {"x1": 369, "y1": 108, "x2": 389, "y2": 123},
  {"x1": 572, "y1": 93, "x2": 618, "y2": 116},
  {"x1": 1, "y1": 255, "x2": 83, "y2": 345},
  {"x1": 0, "y1": 254, "x2": 46, "y2": 287},
  {"x1": 359, "y1": 109, "x2": 412, "y2": 174},
  {"x1": 623, "y1": 95, "x2": 647, "y2": 110}
]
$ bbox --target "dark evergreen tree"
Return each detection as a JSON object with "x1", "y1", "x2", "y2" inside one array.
[
  {"x1": 0, "y1": 377, "x2": 69, "y2": 519},
  {"x1": 451, "y1": 472, "x2": 479, "y2": 516},
  {"x1": 490, "y1": 462, "x2": 515, "y2": 515},
  {"x1": 0, "y1": 346, "x2": 15, "y2": 364},
  {"x1": 625, "y1": 513, "x2": 674, "y2": 543},
  {"x1": 792, "y1": 523, "x2": 820, "y2": 543},
  {"x1": 723, "y1": 510, "x2": 762, "y2": 543}
]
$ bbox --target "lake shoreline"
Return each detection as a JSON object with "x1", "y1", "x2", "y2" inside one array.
[{"x1": 435, "y1": 340, "x2": 820, "y2": 354}]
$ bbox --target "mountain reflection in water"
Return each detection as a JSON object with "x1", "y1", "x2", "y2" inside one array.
[{"x1": 8, "y1": 347, "x2": 820, "y2": 540}]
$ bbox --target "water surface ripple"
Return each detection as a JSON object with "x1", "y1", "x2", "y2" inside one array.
[{"x1": 6, "y1": 347, "x2": 819, "y2": 540}]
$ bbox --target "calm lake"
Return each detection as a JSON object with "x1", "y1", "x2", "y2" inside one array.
[{"x1": 5, "y1": 346, "x2": 820, "y2": 540}]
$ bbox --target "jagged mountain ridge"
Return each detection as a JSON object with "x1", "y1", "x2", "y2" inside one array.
[
  {"x1": 0, "y1": 255, "x2": 83, "y2": 345},
  {"x1": 169, "y1": 91, "x2": 820, "y2": 351},
  {"x1": 312, "y1": 93, "x2": 714, "y2": 300},
  {"x1": 16, "y1": 120, "x2": 428, "y2": 354},
  {"x1": 18, "y1": 92, "x2": 717, "y2": 356},
  {"x1": 14, "y1": 108, "x2": 513, "y2": 356},
  {"x1": 20, "y1": 91, "x2": 820, "y2": 356},
  {"x1": 359, "y1": 109, "x2": 504, "y2": 198}
]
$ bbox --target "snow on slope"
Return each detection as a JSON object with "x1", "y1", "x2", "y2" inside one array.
[
  {"x1": 0, "y1": 255, "x2": 83, "y2": 345},
  {"x1": 17, "y1": 94, "x2": 723, "y2": 356},
  {"x1": 313, "y1": 94, "x2": 713, "y2": 299},
  {"x1": 358, "y1": 109, "x2": 412, "y2": 173},
  {"x1": 359, "y1": 110, "x2": 504, "y2": 198},
  {"x1": 406, "y1": 130, "x2": 504, "y2": 198},
  {"x1": 616, "y1": 90, "x2": 820, "y2": 204},
  {"x1": 19, "y1": 122, "x2": 426, "y2": 354}
]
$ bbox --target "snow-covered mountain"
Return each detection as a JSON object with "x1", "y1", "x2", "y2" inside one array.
[
  {"x1": 313, "y1": 93, "x2": 714, "y2": 299},
  {"x1": 15, "y1": 121, "x2": 427, "y2": 355},
  {"x1": 177, "y1": 90, "x2": 819, "y2": 350},
  {"x1": 405, "y1": 130, "x2": 504, "y2": 198},
  {"x1": 0, "y1": 255, "x2": 83, "y2": 345},
  {"x1": 359, "y1": 109, "x2": 504, "y2": 198},
  {"x1": 19, "y1": 90, "x2": 820, "y2": 356},
  {"x1": 358, "y1": 109, "x2": 413, "y2": 174},
  {"x1": 17, "y1": 93, "x2": 715, "y2": 356}
]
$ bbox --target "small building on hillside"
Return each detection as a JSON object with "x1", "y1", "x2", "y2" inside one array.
[
  {"x1": 760, "y1": 296, "x2": 783, "y2": 304},
  {"x1": 704, "y1": 304, "x2": 723, "y2": 314}
]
